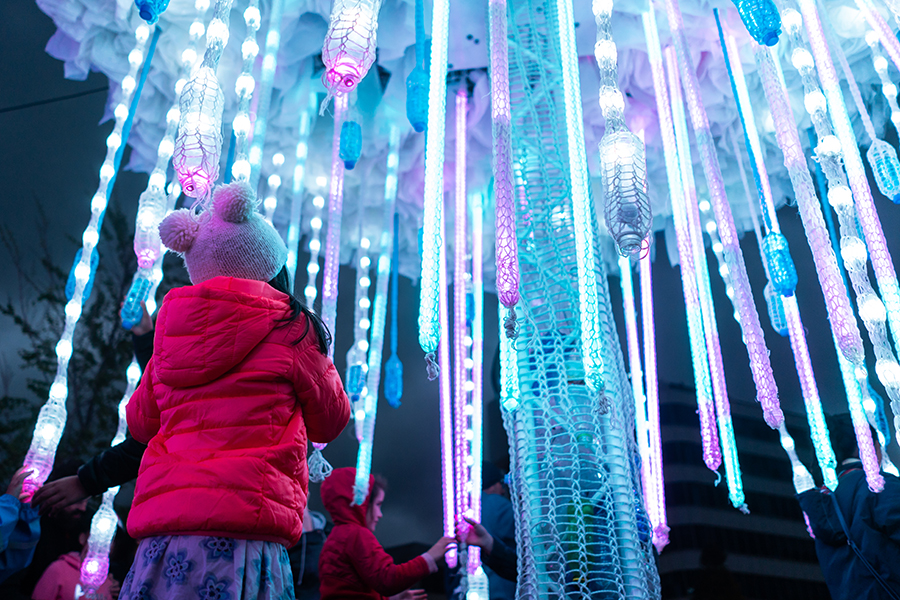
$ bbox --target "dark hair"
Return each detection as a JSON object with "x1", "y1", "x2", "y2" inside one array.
[
  {"x1": 268, "y1": 265, "x2": 332, "y2": 354},
  {"x1": 368, "y1": 475, "x2": 388, "y2": 510}
]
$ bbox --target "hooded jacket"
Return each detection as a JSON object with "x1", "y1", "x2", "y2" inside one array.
[
  {"x1": 798, "y1": 462, "x2": 900, "y2": 600},
  {"x1": 126, "y1": 277, "x2": 350, "y2": 547},
  {"x1": 318, "y1": 467, "x2": 435, "y2": 599}
]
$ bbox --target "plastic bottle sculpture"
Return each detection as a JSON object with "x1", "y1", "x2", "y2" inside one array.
[
  {"x1": 134, "y1": 187, "x2": 167, "y2": 269},
  {"x1": 764, "y1": 283, "x2": 789, "y2": 336},
  {"x1": 730, "y1": 0, "x2": 781, "y2": 46},
  {"x1": 762, "y1": 232, "x2": 798, "y2": 296},
  {"x1": 22, "y1": 400, "x2": 66, "y2": 500},
  {"x1": 135, "y1": 0, "x2": 170, "y2": 24},
  {"x1": 385, "y1": 214, "x2": 404, "y2": 407},
  {"x1": 120, "y1": 274, "x2": 152, "y2": 329},
  {"x1": 406, "y1": 0, "x2": 428, "y2": 132},
  {"x1": 600, "y1": 129, "x2": 652, "y2": 257},
  {"x1": 340, "y1": 120, "x2": 362, "y2": 169},
  {"x1": 320, "y1": 0, "x2": 384, "y2": 109},
  {"x1": 65, "y1": 248, "x2": 98, "y2": 302},
  {"x1": 868, "y1": 139, "x2": 900, "y2": 204}
]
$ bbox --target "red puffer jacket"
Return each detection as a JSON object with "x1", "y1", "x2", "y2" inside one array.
[
  {"x1": 318, "y1": 468, "x2": 435, "y2": 599},
  {"x1": 126, "y1": 276, "x2": 350, "y2": 547}
]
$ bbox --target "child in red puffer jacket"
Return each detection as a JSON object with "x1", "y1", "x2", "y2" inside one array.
[{"x1": 119, "y1": 181, "x2": 350, "y2": 600}]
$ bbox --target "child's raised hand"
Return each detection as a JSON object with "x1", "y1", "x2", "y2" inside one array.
[
  {"x1": 130, "y1": 301, "x2": 154, "y2": 336},
  {"x1": 5, "y1": 467, "x2": 33, "y2": 501},
  {"x1": 457, "y1": 516, "x2": 494, "y2": 554},
  {"x1": 31, "y1": 475, "x2": 89, "y2": 516},
  {"x1": 426, "y1": 536, "x2": 457, "y2": 563}
]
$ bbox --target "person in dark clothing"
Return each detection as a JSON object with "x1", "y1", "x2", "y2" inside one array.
[
  {"x1": 798, "y1": 413, "x2": 900, "y2": 600},
  {"x1": 479, "y1": 462, "x2": 517, "y2": 598},
  {"x1": 690, "y1": 545, "x2": 743, "y2": 600},
  {"x1": 290, "y1": 507, "x2": 330, "y2": 600},
  {"x1": 456, "y1": 517, "x2": 516, "y2": 583},
  {"x1": 31, "y1": 306, "x2": 154, "y2": 517}
]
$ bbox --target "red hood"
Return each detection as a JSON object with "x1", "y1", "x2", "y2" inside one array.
[
  {"x1": 321, "y1": 467, "x2": 373, "y2": 527},
  {"x1": 153, "y1": 277, "x2": 290, "y2": 388}
]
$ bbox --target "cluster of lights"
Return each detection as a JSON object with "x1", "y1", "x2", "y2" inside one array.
[
  {"x1": 321, "y1": 94, "x2": 349, "y2": 359},
  {"x1": 262, "y1": 153, "x2": 285, "y2": 223},
  {"x1": 784, "y1": 6, "x2": 900, "y2": 449},
  {"x1": 248, "y1": 0, "x2": 286, "y2": 189},
  {"x1": 489, "y1": 0, "x2": 520, "y2": 339},
  {"x1": 664, "y1": 44, "x2": 744, "y2": 510},
  {"x1": 229, "y1": 0, "x2": 261, "y2": 182},
  {"x1": 555, "y1": 0, "x2": 605, "y2": 394},
  {"x1": 867, "y1": 31, "x2": 900, "y2": 131},
  {"x1": 304, "y1": 188, "x2": 327, "y2": 307},
  {"x1": 22, "y1": 23, "x2": 156, "y2": 499},
  {"x1": 664, "y1": 0, "x2": 783, "y2": 432},
  {"x1": 348, "y1": 233, "x2": 373, "y2": 439},
  {"x1": 320, "y1": 0, "x2": 385, "y2": 108},
  {"x1": 286, "y1": 91, "x2": 318, "y2": 282},
  {"x1": 353, "y1": 126, "x2": 400, "y2": 504},
  {"x1": 643, "y1": 7, "x2": 719, "y2": 478},
  {"x1": 753, "y1": 40, "x2": 883, "y2": 491},
  {"x1": 855, "y1": 0, "x2": 900, "y2": 73},
  {"x1": 417, "y1": 0, "x2": 450, "y2": 378},
  {"x1": 173, "y1": 0, "x2": 235, "y2": 200}
]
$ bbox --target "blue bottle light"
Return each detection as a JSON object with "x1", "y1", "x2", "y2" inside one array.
[
  {"x1": 731, "y1": 0, "x2": 781, "y2": 46},
  {"x1": 762, "y1": 232, "x2": 798, "y2": 296},
  {"x1": 120, "y1": 274, "x2": 152, "y2": 329},
  {"x1": 346, "y1": 362, "x2": 365, "y2": 401},
  {"x1": 339, "y1": 121, "x2": 362, "y2": 170},
  {"x1": 134, "y1": 0, "x2": 170, "y2": 24},
  {"x1": 764, "y1": 283, "x2": 789, "y2": 337},
  {"x1": 65, "y1": 248, "x2": 99, "y2": 302},
  {"x1": 406, "y1": 67, "x2": 429, "y2": 133},
  {"x1": 385, "y1": 355, "x2": 404, "y2": 408},
  {"x1": 867, "y1": 139, "x2": 900, "y2": 204}
]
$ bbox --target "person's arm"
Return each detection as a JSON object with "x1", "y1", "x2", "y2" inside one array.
[
  {"x1": 77, "y1": 435, "x2": 146, "y2": 496},
  {"x1": 348, "y1": 529, "x2": 450, "y2": 597},
  {"x1": 126, "y1": 358, "x2": 161, "y2": 444},
  {"x1": 0, "y1": 502, "x2": 40, "y2": 584},
  {"x1": 0, "y1": 495, "x2": 19, "y2": 554},
  {"x1": 291, "y1": 341, "x2": 351, "y2": 444},
  {"x1": 870, "y1": 473, "x2": 900, "y2": 544}
]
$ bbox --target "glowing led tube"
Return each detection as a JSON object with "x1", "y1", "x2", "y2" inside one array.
[
  {"x1": 287, "y1": 91, "x2": 318, "y2": 282},
  {"x1": 642, "y1": 8, "x2": 719, "y2": 475},
  {"x1": 262, "y1": 153, "x2": 285, "y2": 224},
  {"x1": 304, "y1": 193, "x2": 326, "y2": 307},
  {"x1": 437, "y1": 206, "x2": 456, "y2": 567},
  {"x1": 555, "y1": 0, "x2": 605, "y2": 394},
  {"x1": 640, "y1": 241, "x2": 668, "y2": 552},
  {"x1": 249, "y1": 0, "x2": 286, "y2": 188},
  {"x1": 347, "y1": 234, "x2": 373, "y2": 440},
  {"x1": 321, "y1": 94, "x2": 348, "y2": 359},
  {"x1": 384, "y1": 212, "x2": 403, "y2": 408},
  {"x1": 23, "y1": 24, "x2": 157, "y2": 498},
  {"x1": 469, "y1": 191, "x2": 484, "y2": 572},
  {"x1": 855, "y1": 0, "x2": 900, "y2": 74},
  {"x1": 353, "y1": 126, "x2": 400, "y2": 505},
  {"x1": 229, "y1": 0, "x2": 261, "y2": 182},
  {"x1": 417, "y1": 0, "x2": 450, "y2": 378},
  {"x1": 489, "y1": 0, "x2": 520, "y2": 339},
  {"x1": 867, "y1": 32, "x2": 900, "y2": 132},
  {"x1": 664, "y1": 0, "x2": 783, "y2": 430}
]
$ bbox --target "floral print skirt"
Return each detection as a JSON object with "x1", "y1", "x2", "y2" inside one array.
[{"x1": 119, "y1": 535, "x2": 296, "y2": 600}]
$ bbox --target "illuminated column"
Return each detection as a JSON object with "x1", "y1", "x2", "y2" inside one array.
[
  {"x1": 406, "y1": 0, "x2": 428, "y2": 132},
  {"x1": 287, "y1": 91, "x2": 318, "y2": 282},
  {"x1": 347, "y1": 234, "x2": 373, "y2": 440},
  {"x1": 249, "y1": 0, "x2": 287, "y2": 188},
  {"x1": 489, "y1": 0, "x2": 520, "y2": 338},
  {"x1": 418, "y1": 0, "x2": 451, "y2": 378},
  {"x1": 437, "y1": 196, "x2": 456, "y2": 566},
  {"x1": 470, "y1": 191, "x2": 485, "y2": 570},
  {"x1": 664, "y1": 0, "x2": 783, "y2": 431},
  {"x1": 23, "y1": 23, "x2": 157, "y2": 498},
  {"x1": 229, "y1": 0, "x2": 261, "y2": 182},
  {"x1": 321, "y1": 94, "x2": 348, "y2": 359},
  {"x1": 642, "y1": 8, "x2": 719, "y2": 476}
]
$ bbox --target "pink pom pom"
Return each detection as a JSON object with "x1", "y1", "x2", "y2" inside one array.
[
  {"x1": 213, "y1": 181, "x2": 258, "y2": 223},
  {"x1": 159, "y1": 209, "x2": 200, "y2": 253}
]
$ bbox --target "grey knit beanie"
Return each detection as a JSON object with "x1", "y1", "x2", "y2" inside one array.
[{"x1": 158, "y1": 181, "x2": 287, "y2": 284}]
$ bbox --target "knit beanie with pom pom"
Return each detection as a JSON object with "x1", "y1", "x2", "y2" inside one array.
[{"x1": 158, "y1": 181, "x2": 287, "y2": 284}]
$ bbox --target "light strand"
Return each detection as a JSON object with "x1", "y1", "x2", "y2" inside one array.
[
  {"x1": 437, "y1": 195, "x2": 456, "y2": 566},
  {"x1": 642, "y1": 8, "x2": 719, "y2": 474},
  {"x1": 348, "y1": 231, "x2": 373, "y2": 441},
  {"x1": 417, "y1": 0, "x2": 450, "y2": 377},
  {"x1": 263, "y1": 153, "x2": 285, "y2": 223},
  {"x1": 229, "y1": 0, "x2": 261, "y2": 182},
  {"x1": 304, "y1": 192, "x2": 326, "y2": 307},
  {"x1": 469, "y1": 190, "x2": 484, "y2": 572},
  {"x1": 248, "y1": 0, "x2": 286, "y2": 189},
  {"x1": 489, "y1": 0, "x2": 520, "y2": 337},
  {"x1": 854, "y1": 0, "x2": 900, "y2": 74},
  {"x1": 287, "y1": 90, "x2": 317, "y2": 283},
  {"x1": 321, "y1": 93, "x2": 348, "y2": 359},
  {"x1": 555, "y1": 0, "x2": 605, "y2": 393},
  {"x1": 23, "y1": 23, "x2": 156, "y2": 498},
  {"x1": 866, "y1": 31, "x2": 900, "y2": 133}
]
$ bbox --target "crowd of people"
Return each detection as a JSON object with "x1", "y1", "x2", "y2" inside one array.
[{"x1": 1, "y1": 180, "x2": 898, "y2": 600}]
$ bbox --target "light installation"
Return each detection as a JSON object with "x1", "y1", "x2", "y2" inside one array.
[
  {"x1": 665, "y1": 46, "x2": 744, "y2": 510},
  {"x1": 173, "y1": 0, "x2": 234, "y2": 200},
  {"x1": 304, "y1": 192, "x2": 326, "y2": 308},
  {"x1": 642, "y1": 7, "x2": 719, "y2": 476},
  {"x1": 664, "y1": 0, "x2": 783, "y2": 431},
  {"x1": 716, "y1": 16, "x2": 837, "y2": 490},
  {"x1": 754, "y1": 41, "x2": 884, "y2": 492},
  {"x1": 417, "y1": 0, "x2": 450, "y2": 379},
  {"x1": 229, "y1": 0, "x2": 261, "y2": 182},
  {"x1": 248, "y1": 0, "x2": 286, "y2": 189},
  {"x1": 855, "y1": 0, "x2": 900, "y2": 73},
  {"x1": 321, "y1": 93, "x2": 349, "y2": 359},
  {"x1": 263, "y1": 153, "x2": 285, "y2": 224},
  {"x1": 437, "y1": 193, "x2": 455, "y2": 567},
  {"x1": 347, "y1": 232, "x2": 373, "y2": 439},
  {"x1": 353, "y1": 126, "x2": 400, "y2": 504},
  {"x1": 867, "y1": 31, "x2": 900, "y2": 136},
  {"x1": 785, "y1": 5, "x2": 900, "y2": 449},
  {"x1": 405, "y1": 0, "x2": 427, "y2": 132},
  {"x1": 320, "y1": 0, "x2": 384, "y2": 107},
  {"x1": 23, "y1": 23, "x2": 156, "y2": 499},
  {"x1": 286, "y1": 90, "x2": 317, "y2": 282},
  {"x1": 489, "y1": 0, "x2": 520, "y2": 339},
  {"x1": 384, "y1": 212, "x2": 403, "y2": 408},
  {"x1": 592, "y1": 0, "x2": 651, "y2": 259},
  {"x1": 729, "y1": 0, "x2": 781, "y2": 46}
]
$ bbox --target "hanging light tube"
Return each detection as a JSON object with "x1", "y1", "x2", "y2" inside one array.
[
  {"x1": 229, "y1": 0, "x2": 261, "y2": 182},
  {"x1": 866, "y1": 32, "x2": 900, "y2": 132},
  {"x1": 321, "y1": 94, "x2": 348, "y2": 359},
  {"x1": 437, "y1": 197, "x2": 456, "y2": 566},
  {"x1": 248, "y1": 0, "x2": 286, "y2": 188},
  {"x1": 469, "y1": 190, "x2": 485, "y2": 571},
  {"x1": 854, "y1": 0, "x2": 900, "y2": 74},
  {"x1": 287, "y1": 90, "x2": 317, "y2": 283}
]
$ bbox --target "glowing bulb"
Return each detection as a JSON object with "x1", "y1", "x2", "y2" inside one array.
[
  {"x1": 360, "y1": 276, "x2": 371, "y2": 288},
  {"x1": 782, "y1": 9, "x2": 802, "y2": 33},
  {"x1": 803, "y1": 90, "x2": 826, "y2": 115},
  {"x1": 55, "y1": 339, "x2": 72, "y2": 360},
  {"x1": 311, "y1": 217, "x2": 323, "y2": 230},
  {"x1": 308, "y1": 263, "x2": 320, "y2": 275},
  {"x1": 360, "y1": 237, "x2": 371, "y2": 249},
  {"x1": 884, "y1": 83, "x2": 898, "y2": 98},
  {"x1": 242, "y1": 39, "x2": 259, "y2": 60},
  {"x1": 268, "y1": 174, "x2": 282, "y2": 188},
  {"x1": 355, "y1": 409, "x2": 366, "y2": 421},
  {"x1": 358, "y1": 340, "x2": 369, "y2": 352},
  {"x1": 698, "y1": 199, "x2": 711, "y2": 212},
  {"x1": 360, "y1": 256, "x2": 371, "y2": 268},
  {"x1": 313, "y1": 195, "x2": 325, "y2": 208},
  {"x1": 309, "y1": 239, "x2": 321, "y2": 252},
  {"x1": 233, "y1": 114, "x2": 252, "y2": 135},
  {"x1": 792, "y1": 48, "x2": 814, "y2": 72},
  {"x1": 65, "y1": 301, "x2": 82, "y2": 318},
  {"x1": 859, "y1": 293, "x2": 887, "y2": 323},
  {"x1": 316, "y1": 176, "x2": 327, "y2": 187},
  {"x1": 83, "y1": 229, "x2": 99, "y2": 247},
  {"x1": 232, "y1": 160, "x2": 251, "y2": 181},
  {"x1": 127, "y1": 362, "x2": 142, "y2": 382},
  {"x1": 817, "y1": 135, "x2": 841, "y2": 158},
  {"x1": 99, "y1": 163, "x2": 115, "y2": 181},
  {"x1": 359, "y1": 298, "x2": 371, "y2": 309},
  {"x1": 874, "y1": 56, "x2": 889, "y2": 73},
  {"x1": 866, "y1": 31, "x2": 880, "y2": 46},
  {"x1": 74, "y1": 262, "x2": 91, "y2": 283},
  {"x1": 272, "y1": 153, "x2": 285, "y2": 167},
  {"x1": 181, "y1": 48, "x2": 197, "y2": 66},
  {"x1": 360, "y1": 318, "x2": 371, "y2": 329},
  {"x1": 304, "y1": 285, "x2": 317, "y2": 298},
  {"x1": 828, "y1": 185, "x2": 853, "y2": 209},
  {"x1": 705, "y1": 220, "x2": 717, "y2": 233},
  {"x1": 121, "y1": 76, "x2": 136, "y2": 95},
  {"x1": 190, "y1": 21, "x2": 206, "y2": 38},
  {"x1": 712, "y1": 241, "x2": 723, "y2": 253},
  {"x1": 876, "y1": 358, "x2": 900, "y2": 385},
  {"x1": 840, "y1": 236, "x2": 868, "y2": 269}
]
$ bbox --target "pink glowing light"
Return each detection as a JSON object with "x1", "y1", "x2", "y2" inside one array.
[
  {"x1": 321, "y1": 94, "x2": 348, "y2": 359},
  {"x1": 321, "y1": 0, "x2": 384, "y2": 101},
  {"x1": 437, "y1": 206, "x2": 456, "y2": 567}
]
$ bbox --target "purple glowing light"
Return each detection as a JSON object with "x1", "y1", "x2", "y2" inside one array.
[{"x1": 321, "y1": 94, "x2": 348, "y2": 360}]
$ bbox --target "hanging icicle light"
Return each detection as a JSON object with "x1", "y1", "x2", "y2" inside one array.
[
  {"x1": 230, "y1": 1, "x2": 261, "y2": 182},
  {"x1": 470, "y1": 191, "x2": 485, "y2": 569},
  {"x1": 321, "y1": 94, "x2": 349, "y2": 358},
  {"x1": 867, "y1": 31, "x2": 900, "y2": 132},
  {"x1": 320, "y1": 0, "x2": 384, "y2": 109},
  {"x1": 347, "y1": 234, "x2": 373, "y2": 438},
  {"x1": 173, "y1": 0, "x2": 235, "y2": 200},
  {"x1": 855, "y1": 0, "x2": 900, "y2": 73},
  {"x1": 489, "y1": 0, "x2": 520, "y2": 339},
  {"x1": 248, "y1": 0, "x2": 287, "y2": 188},
  {"x1": 287, "y1": 91, "x2": 317, "y2": 282},
  {"x1": 263, "y1": 153, "x2": 284, "y2": 223},
  {"x1": 406, "y1": 0, "x2": 428, "y2": 132},
  {"x1": 305, "y1": 193, "x2": 326, "y2": 307},
  {"x1": 592, "y1": 0, "x2": 651, "y2": 258},
  {"x1": 385, "y1": 212, "x2": 404, "y2": 408}
]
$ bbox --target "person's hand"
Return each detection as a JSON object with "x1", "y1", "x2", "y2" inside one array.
[
  {"x1": 457, "y1": 516, "x2": 494, "y2": 554},
  {"x1": 387, "y1": 590, "x2": 427, "y2": 600},
  {"x1": 107, "y1": 577, "x2": 121, "y2": 600},
  {"x1": 426, "y1": 536, "x2": 457, "y2": 564},
  {"x1": 31, "y1": 475, "x2": 89, "y2": 516},
  {"x1": 5, "y1": 467, "x2": 33, "y2": 502},
  {"x1": 130, "y1": 301, "x2": 154, "y2": 336}
]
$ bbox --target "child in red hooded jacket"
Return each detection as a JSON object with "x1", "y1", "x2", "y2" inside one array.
[
  {"x1": 318, "y1": 467, "x2": 455, "y2": 600},
  {"x1": 119, "y1": 181, "x2": 351, "y2": 600}
]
